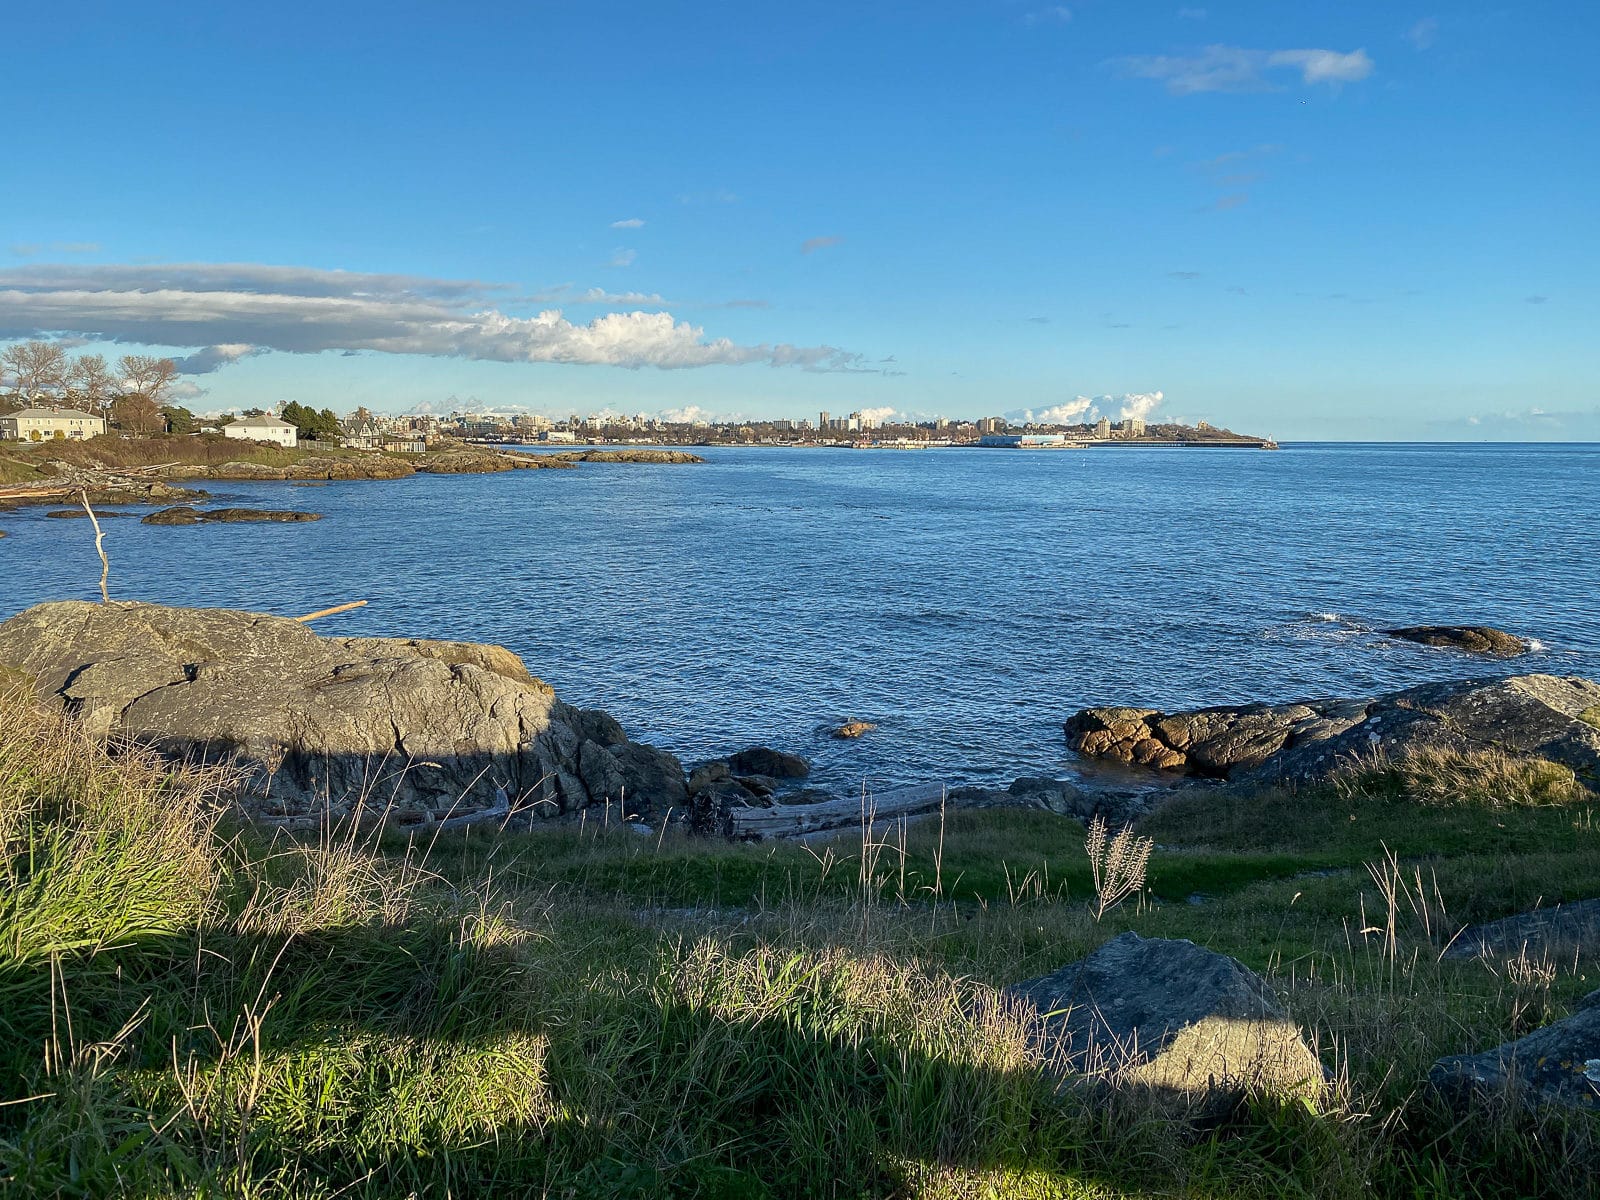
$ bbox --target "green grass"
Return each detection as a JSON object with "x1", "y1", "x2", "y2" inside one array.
[{"x1": 1, "y1": 692, "x2": 1597, "y2": 1198}]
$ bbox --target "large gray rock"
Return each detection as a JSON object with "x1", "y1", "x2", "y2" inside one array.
[
  {"x1": 1066, "y1": 675, "x2": 1600, "y2": 785},
  {"x1": 1443, "y1": 898, "x2": 1600, "y2": 963},
  {"x1": 0, "y1": 600, "x2": 686, "y2": 825},
  {"x1": 1430, "y1": 990, "x2": 1600, "y2": 1111},
  {"x1": 1004, "y1": 933, "x2": 1325, "y2": 1102}
]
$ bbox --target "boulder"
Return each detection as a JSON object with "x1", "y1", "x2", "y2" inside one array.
[
  {"x1": 725, "y1": 746, "x2": 810, "y2": 779},
  {"x1": 141, "y1": 507, "x2": 322, "y2": 525},
  {"x1": 0, "y1": 600, "x2": 686, "y2": 825},
  {"x1": 1430, "y1": 989, "x2": 1600, "y2": 1111},
  {"x1": 1004, "y1": 932, "x2": 1325, "y2": 1104},
  {"x1": 1384, "y1": 625, "x2": 1529, "y2": 657},
  {"x1": 832, "y1": 719, "x2": 876, "y2": 740},
  {"x1": 687, "y1": 760, "x2": 732, "y2": 795},
  {"x1": 1443, "y1": 898, "x2": 1600, "y2": 963},
  {"x1": 1008, "y1": 777, "x2": 1091, "y2": 818},
  {"x1": 1066, "y1": 675, "x2": 1600, "y2": 785}
]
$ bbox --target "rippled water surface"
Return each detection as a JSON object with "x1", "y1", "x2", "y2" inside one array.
[{"x1": 3, "y1": 443, "x2": 1596, "y2": 790}]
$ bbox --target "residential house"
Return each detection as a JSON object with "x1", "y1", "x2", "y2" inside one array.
[
  {"x1": 223, "y1": 415, "x2": 298, "y2": 449},
  {"x1": 0, "y1": 406, "x2": 107, "y2": 441}
]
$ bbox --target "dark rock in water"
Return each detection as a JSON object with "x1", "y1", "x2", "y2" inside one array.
[
  {"x1": 832, "y1": 719, "x2": 876, "y2": 739},
  {"x1": 777, "y1": 788, "x2": 836, "y2": 806},
  {"x1": 204, "y1": 507, "x2": 322, "y2": 523},
  {"x1": 141, "y1": 506, "x2": 205, "y2": 525},
  {"x1": 0, "y1": 600, "x2": 687, "y2": 825},
  {"x1": 726, "y1": 746, "x2": 810, "y2": 779},
  {"x1": 44, "y1": 508, "x2": 132, "y2": 519},
  {"x1": 1066, "y1": 675, "x2": 1600, "y2": 785},
  {"x1": 733, "y1": 773, "x2": 778, "y2": 797},
  {"x1": 1443, "y1": 898, "x2": 1600, "y2": 963},
  {"x1": 1004, "y1": 932, "x2": 1324, "y2": 1103},
  {"x1": 1384, "y1": 625, "x2": 1529, "y2": 656},
  {"x1": 550, "y1": 449, "x2": 704, "y2": 464},
  {"x1": 1430, "y1": 989, "x2": 1600, "y2": 1112},
  {"x1": 142, "y1": 506, "x2": 322, "y2": 525},
  {"x1": 687, "y1": 760, "x2": 731, "y2": 795}
]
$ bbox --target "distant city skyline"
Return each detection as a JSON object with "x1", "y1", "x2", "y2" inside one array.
[{"x1": 1, "y1": 2, "x2": 1594, "y2": 440}]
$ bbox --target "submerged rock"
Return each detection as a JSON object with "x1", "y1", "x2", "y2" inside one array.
[
  {"x1": 1430, "y1": 989, "x2": 1600, "y2": 1112},
  {"x1": 44, "y1": 508, "x2": 132, "y2": 519},
  {"x1": 1066, "y1": 675, "x2": 1600, "y2": 785},
  {"x1": 1384, "y1": 625, "x2": 1529, "y2": 657},
  {"x1": 141, "y1": 506, "x2": 322, "y2": 525},
  {"x1": 0, "y1": 600, "x2": 686, "y2": 825},
  {"x1": 1005, "y1": 932, "x2": 1325, "y2": 1105}
]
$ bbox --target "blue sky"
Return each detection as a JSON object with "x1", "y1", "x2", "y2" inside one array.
[{"x1": 2, "y1": 1, "x2": 1594, "y2": 439}]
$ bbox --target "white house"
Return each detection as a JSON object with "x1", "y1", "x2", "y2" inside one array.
[
  {"x1": 0, "y1": 406, "x2": 107, "y2": 441},
  {"x1": 223, "y1": 415, "x2": 298, "y2": 449}
]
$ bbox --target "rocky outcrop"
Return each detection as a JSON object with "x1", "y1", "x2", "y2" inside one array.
[
  {"x1": 412, "y1": 451, "x2": 576, "y2": 474},
  {"x1": 1004, "y1": 933, "x2": 1325, "y2": 1104},
  {"x1": 1442, "y1": 898, "x2": 1600, "y2": 963},
  {"x1": 725, "y1": 746, "x2": 810, "y2": 779},
  {"x1": 142, "y1": 507, "x2": 322, "y2": 525},
  {"x1": 0, "y1": 601, "x2": 687, "y2": 826},
  {"x1": 1384, "y1": 625, "x2": 1529, "y2": 656},
  {"x1": 1066, "y1": 675, "x2": 1600, "y2": 785},
  {"x1": 549, "y1": 449, "x2": 704, "y2": 464},
  {"x1": 44, "y1": 509, "x2": 133, "y2": 519},
  {"x1": 832, "y1": 719, "x2": 876, "y2": 739},
  {"x1": 1430, "y1": 989, "x2": 1600, "y2": 1111},
  {"x1": 166, "y1": 458, "x2": 416, "y2": 482}
]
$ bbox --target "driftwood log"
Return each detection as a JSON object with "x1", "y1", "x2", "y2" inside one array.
[{"x1": 727, "y1": 782, "x2": 950, "y2": 839}]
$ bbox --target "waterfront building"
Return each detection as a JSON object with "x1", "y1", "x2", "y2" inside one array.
[
  {"x1": 1095, "y1": 417, "x2": 1111, "y2": 440},
  {"x1": 1123, "y1": 417, "x2": 1146, "y2": 437},
  {"x1": 222, "y1": 415, "x2": 298, "y2": 448},
  {"x1": 0, "y1": 405, "x2": 107, "y2": 441},
  {"x1": 818, "y1": 410, "x2": 830, "y2": 431}
]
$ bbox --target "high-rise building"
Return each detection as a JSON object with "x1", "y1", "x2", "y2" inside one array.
[
  {"x1": 819, "y1": 411, "x2": 830, "y2": 431},
  {"x1": 1123, "y1": 417, "x2": 1146, "y2": 437},
  {"x1": 1095, "y1": 417, "x2": 1111, "y2": 440}
]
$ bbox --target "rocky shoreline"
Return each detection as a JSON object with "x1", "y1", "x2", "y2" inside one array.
[{"x1": 0, "y1": 601, "x2": 1588, "y2": 843}]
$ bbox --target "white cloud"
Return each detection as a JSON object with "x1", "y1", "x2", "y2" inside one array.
[
  {"x1": 174, "y1": 342, "x2": 262, "y2": 374},
  {"x1": 1006, "y1": 397, "x2": 1098, "y2": 424},
  {"x1": 1267, "y1": 48, "x2": 1375, "y2": 86},
  {"x1": 858, "y1": 406, "x2": 899, "y2": 424},
  {"x1": 801, "y1": 235, "x2": 843, "y2": 255},
  {"x1": 1024, "y1": 6, "x2": 1072, "y2": 25},
  {"x1": 0, "y1": 262, "x2": 871, "y2": 373},
  {"x1": 577, "y1": 288, "x2": 669, "y2": 306},
  {"x1": 1117, "y1": 45, "x2": 1374, "y2": 94},
  {"x1": 1405, "y1": 18, "x2": 1438, "y2": 50},
  {"x1": 1117, "y1": 391, "x2": 1164, "y2": 420},
  {"x1": 659, "y1": 404, "x2": 711, "y2": 423},
  {"x1": 610, "y1": 218, "x2": 646, "y2": 229},
  {"x1": 607, "y1": 248, "x2": 637, "y2": 268}
]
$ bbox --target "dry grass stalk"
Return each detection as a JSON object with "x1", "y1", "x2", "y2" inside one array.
[{"x1": 1084, "y1": 814, "x2": 1153, "y2": 921}]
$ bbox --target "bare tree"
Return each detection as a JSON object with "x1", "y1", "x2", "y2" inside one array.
[
  {"x1": 69, "y1": 353, "x2": 117, "y2": 415},
  {"x1": 2, "y1": 340, "x2": 69, "y2": 402},
  {"x1": 118, "y1": 355, "x2": 179, "y2": 407},
  {"x1": 111, "y1": 394, "x2": 166, "y2": 436}
]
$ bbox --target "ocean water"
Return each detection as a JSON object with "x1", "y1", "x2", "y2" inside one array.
[{"x1": 2, "y1": 443, "x2": 1596, "y2": 792}]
